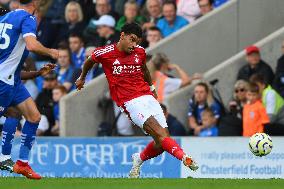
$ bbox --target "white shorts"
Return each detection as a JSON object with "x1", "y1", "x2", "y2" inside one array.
[{"x1": 120, "y1": 95, "x2": 168, "y2": 130}]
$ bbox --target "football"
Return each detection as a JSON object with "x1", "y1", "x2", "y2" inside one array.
[{"x1": 249, "y1": 133, "x2": 273, "y2": 157}]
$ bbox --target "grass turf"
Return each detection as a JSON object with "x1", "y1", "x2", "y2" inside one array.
[{"x1": 0, "y1": 178, "x2": 283, "y2": 189}]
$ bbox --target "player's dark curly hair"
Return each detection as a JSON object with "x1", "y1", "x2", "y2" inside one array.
[{"x1": 121, "y1": 22, "x2": 143, "y2": 38}]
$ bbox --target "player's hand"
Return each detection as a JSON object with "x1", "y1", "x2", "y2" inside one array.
[
  {"x1": 75, "y1": 77, "x2": 85, "y2": 91},
  {"x1": 39, "y1": 63, "x2": 56, "y2": 76},
  {"x1": 50, "y1": 49, "x2": 59, "y2": 60}
]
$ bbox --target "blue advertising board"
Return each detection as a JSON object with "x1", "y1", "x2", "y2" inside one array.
[{"x1": 0, "y1": 137, "x2": 181, "y2": 178}]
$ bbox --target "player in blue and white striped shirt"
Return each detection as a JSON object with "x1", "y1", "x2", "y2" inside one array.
[{"x1": 0, "y1": 0, "x2": 59, "y2": 179}]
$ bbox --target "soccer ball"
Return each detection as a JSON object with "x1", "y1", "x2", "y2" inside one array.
[{"x1": 249, "y1": 133, "x2": 273, "y2": 157}]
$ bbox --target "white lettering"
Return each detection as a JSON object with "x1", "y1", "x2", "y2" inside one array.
[{"x1": 54, "y1": 144, "x2": 70, "y2": 165}]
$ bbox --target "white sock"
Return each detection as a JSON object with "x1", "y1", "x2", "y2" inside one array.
[{"x1": 0, "y1": 153, "x2": 11, "y2": 161}]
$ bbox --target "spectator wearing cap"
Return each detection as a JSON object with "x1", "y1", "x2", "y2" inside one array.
[
  {"x1": 116, "y1": 0, "x2": 146, "y2": 31},
  {"x1": 146, "y1": 26, "x2": 163, "y2": 48},
  {"x1": 160, "y1": 103, "x2": 187, "y2": 136},
  {"x1": 177, "y1": 0, "x2": 201, "y2": 23},
  {"x1": 237, "y1": 45, "x2": 274, "y2": 85},
  {"x1": 157, "y1": 0, "x2": 189, "y2": 37},
  {"x1": 93, "y1": 15, "x2": 120, "y2": 47},
  {"x1": 142, "y1": 0, "x2": 163, "y2": 31},
  {"x1": 273, "y1": 40, "x2": 284, "y2": 98},
  {"x1": 69, "y1": 33, "x2": 86, "y2": 69},
  {"x1": 35, "y1": 72, "x2": 58, "y2": 135}
]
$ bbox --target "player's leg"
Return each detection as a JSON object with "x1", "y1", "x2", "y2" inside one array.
[
  {"x1": 128, "y1": 95, "x2": 198, "y2": 178},
  {"x1": 13, "y1": 97, "x2": 41, "y2": 179},
  {"x1": 0, "y1": 82, "x2": 16, "y2": 172},
  {"x1": 0, "y1": 108, "x2": 21, "y2": 172},
  {"x1": 11, "y1": 84, "x2": 41, "y2": 179}
]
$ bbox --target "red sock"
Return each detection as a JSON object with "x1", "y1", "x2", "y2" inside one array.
[
  {"x1": 161, "y1": 137, "x2": 185, "y2": 160},
  {"x1": 140, "y1": 141, "x2": 164, "y2": 161}
]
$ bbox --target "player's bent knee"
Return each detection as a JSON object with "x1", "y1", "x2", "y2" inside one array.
[{"x1": 27, "y1": 112, "x2": 41, "y2": 123}]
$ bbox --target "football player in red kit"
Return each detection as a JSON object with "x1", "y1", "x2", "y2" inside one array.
[{"x1": 75, "y1": 23, "x2": 198, "y2": 178}]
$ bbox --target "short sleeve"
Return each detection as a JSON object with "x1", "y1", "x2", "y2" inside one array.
[
  {"x1": 22, "y1": 15, "x2": 37, "y2": 38},
  {"x1": 91, "y1": 48, "x2": 103, "y2": 63}
]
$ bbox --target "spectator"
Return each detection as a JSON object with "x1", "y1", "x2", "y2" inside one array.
[
  {"x1": 116, "y1": 0, "x2": 146, "y2": 31},
  {"x1": 218, "y1": 80, "x2": 248, "y2": 136},
  {"x1": 93, "y1": 15, "x2": 120, "y2": 46},
  {"x1": 199, "y1": 108, "x2": 218, "y2": 137},
  {"x1": 69, "y1": 33, "x2": 86, "y2": 69},
  {"x1": 94, "y1": 0, "x2": 120, "y2": 21},
  {"x1": 197, "y1": 0, "x2": 214, "y2": 18},
  {"x1": 84, "y1": 46, "x2": 103, "y2": 81},
  {"x1": 177, "y1": 0, "x2": 201, "y2": 23},
  {"x1": 228, "y1": 80, "x2": 249, "y2": 120},
  {"x1": 74, "y1": 0, "x2": 96, "y2": 23},
  {"x1": 146, "y1": 26, "x2": 163, "y2": 48},
  {"x1": 157, "y1": 0, "x2": 189, "y2": 37},
  {"x1": 160, "y1": 103, "x2": 186, "y2": 136},
  {"x1": 243, "y1": 83, "x2": 270, "y2": 137},
  {"x1": 273, "y1": 40, "x2": 284, "y2": 98},
  {"x1": 142, "y1": 0, "x2": 163, "y2": 30},
  {"x1": 51, "y1": 85, "x2": 68, "y2": 136},
  {"x1": 55, "y1": 46, "x2": 80, "y2": 91},
  {"x1": 59, "y1": 1, "x2": 86, "y2": 42},
  {"x1": 150, "y1": 53, "x2": 201, "y2": 102},
  {"x1": 250, "y1": 74, "x2": 284, "y2": 125},
  {"x1": 188, "y1": 82, "x2": 221, "y2": 136},
  {"x1": 237, "y1": 45, "x2": 274, "y2": 85},
  {"x1": 36, "y1": 72, "x2": 58, "y2": 136}
]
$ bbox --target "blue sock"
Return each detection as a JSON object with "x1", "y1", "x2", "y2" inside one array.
[
  {"x1": 1, "y1": 117, "x2": 19, "y2": 155},
  {"x1": 19, "y1": 121, "x2": 38, "y2": 161}
]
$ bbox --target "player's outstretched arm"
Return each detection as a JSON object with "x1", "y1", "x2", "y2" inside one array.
[
  {"x1": 20, "y1": 63, "x2": 56, "y2": 80},
  {"x1": 142, "y1": 63, "x2": 158, "y2": 98},
  {"x1": 24, "y1": 36, "x2": 59, "y2": 59},
  {"x1": 75, "y1": 56, "x2": 96, "y2": 91}
]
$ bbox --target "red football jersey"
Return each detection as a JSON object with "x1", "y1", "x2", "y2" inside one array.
[{"x1": 91, "y1": 44, "x2": 153, "y2": 106}]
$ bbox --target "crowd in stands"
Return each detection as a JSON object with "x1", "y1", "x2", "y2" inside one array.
[
  {"x1": 190, "y1": 45, "x2": 284, "y2": 137},
  {"x1": 0, "y1": 0, "x2": 237, "y2": 137}
]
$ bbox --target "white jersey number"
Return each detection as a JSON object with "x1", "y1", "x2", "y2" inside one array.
[{"x1": 0, "y1": 23, "x2": 13, "y2": 50}]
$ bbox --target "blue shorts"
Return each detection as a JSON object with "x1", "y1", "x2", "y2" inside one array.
[{"x1": 0, "y1": 80, "x2": 31, "y2": 117}]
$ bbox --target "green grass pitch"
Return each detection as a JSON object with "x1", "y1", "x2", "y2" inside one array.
[{"x1": 0, "y1": 178, "x2": 283, "y2": 189}]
